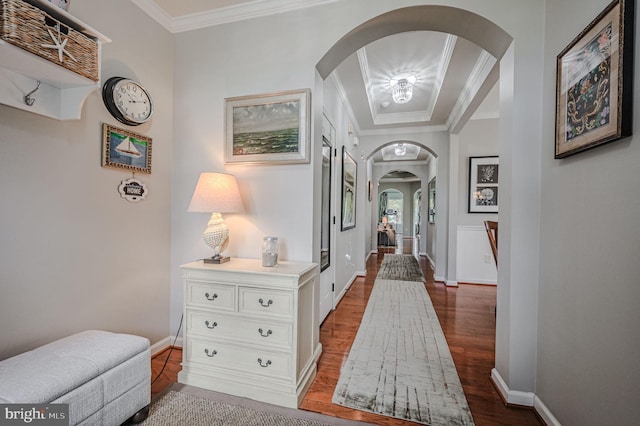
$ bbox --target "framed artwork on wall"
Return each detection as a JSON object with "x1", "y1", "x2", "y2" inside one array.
[
  {"x1": 341, "y1": 147, "x2": 357, "y2": 231},
  {"x1": 225, "y1": 89, "x2": 311, "y2": 164},
  {"x1": 555, "y1": 0, "x2": 634, "y2": 159},
  {"x1": 102, "y1": 124, "x2": 152, "y2": 174},
  {"x1": 468, "y1": 156, "x2": 498, "y2": 213}
]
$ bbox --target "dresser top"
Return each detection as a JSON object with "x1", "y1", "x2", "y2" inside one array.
[{"x1": 181, "y1": 258, "x2": 317, "y2": 277}]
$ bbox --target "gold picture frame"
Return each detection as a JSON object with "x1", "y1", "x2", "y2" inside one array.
[{"x1": 102, "y1": 123, "x2": 152, "y2": 174}]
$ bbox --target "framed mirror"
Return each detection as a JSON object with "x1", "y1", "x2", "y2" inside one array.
[{"x1": 320, "y1": 137, "x2": 332, "y2": 271}]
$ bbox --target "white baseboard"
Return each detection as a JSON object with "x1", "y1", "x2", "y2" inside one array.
[
  {"x1": 150, "y1": 335, "x2": 183, "y2": 357},
  {"x1": 334, "y1": 273, "x2": 358, "y2": 307},
  {"x1": 534, "y1": 394, "x2": 562, "y2": 426},
  {"x1": 491, "y1": 369, "x2": 561, "y2": 425},
  {"x1": 356, "y1": 270, "x2": 366, "y2": 276},
  {"x1": 491, "y1": 368, "x2": 535, "y2": 406},
  {"x1": 458, "y1": 279, "x2": 497, "y2": 285},
  {"x1": 445, "y1": 280, "x2": 458, "y2": 287}
]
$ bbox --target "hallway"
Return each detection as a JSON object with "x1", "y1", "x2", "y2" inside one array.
[{"x1": 300, "y1": 239, "x2": 542, "y2": 425}]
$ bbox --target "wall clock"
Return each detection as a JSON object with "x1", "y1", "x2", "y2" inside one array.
[{"x1": 102, "y1": 77, "x2": 153, "y2": 126}]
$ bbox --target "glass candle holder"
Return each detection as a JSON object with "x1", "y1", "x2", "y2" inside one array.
[{"x1": 262, "y1": 237, "x2": 279, "y2": 267}]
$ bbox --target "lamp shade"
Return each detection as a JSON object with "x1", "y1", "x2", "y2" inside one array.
[{"x1": 188, "y1": 173, "x2": 244, "y2": 213}]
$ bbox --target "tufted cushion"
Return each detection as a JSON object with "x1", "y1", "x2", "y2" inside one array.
[{"x1": 0, "y1": 330, "x2": 149, "y2": 404}]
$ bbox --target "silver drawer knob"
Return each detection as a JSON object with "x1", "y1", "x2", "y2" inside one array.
[
  {"x1": 204, "y1": 348, "x2": 217, "y2": 357},
  {"x1": 205, "y1": 293, "x2": 218, "y2": 301},
  {"x1": 205, "y1": 320, "x2": 218, "y2": 329}
]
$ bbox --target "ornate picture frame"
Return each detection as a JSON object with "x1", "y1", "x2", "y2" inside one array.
[
  {"x1": 102, "y1": 123, "x2": 152, "y2": 174},
  {"x1": 468, "y1": 156, "x2": 498, "y2": 213},
  {"x1": 225, "y1": 89, "x2": 311, "y2": 164},
  {"x1": 555, "y1": 0, "x2": 634, "y2": 159},
  {"x1": 341, "y1": 147, "x2": 357, "y2": 231}
]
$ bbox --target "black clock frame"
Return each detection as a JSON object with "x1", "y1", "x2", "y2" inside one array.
[{"x1": 102, "y1": 77, "x2": 152, "y2": 126}]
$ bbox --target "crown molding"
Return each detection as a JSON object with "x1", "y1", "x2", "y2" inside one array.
[
  {"x1": 133, "y1": 0, "x2": 339, "y2": 33},
  {"x1": 446, "y1": 50, "x2": 496, "y2": 130}
]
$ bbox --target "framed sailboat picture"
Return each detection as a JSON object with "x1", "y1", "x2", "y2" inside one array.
[{"x1": 102, "y1": 124, "x2": 152, "y2": 174}]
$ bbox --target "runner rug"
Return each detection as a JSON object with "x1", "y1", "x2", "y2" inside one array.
[
  {"x1": 377, "y1": 253, "x2": 424, "y2": 281},
  {"x1": 332, "y1": 277, "x2": 474, "y2": 425}
]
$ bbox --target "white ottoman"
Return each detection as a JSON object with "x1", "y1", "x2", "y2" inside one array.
[{"x1": 0, "y1": 330, "x2": 151, "y2": 425}]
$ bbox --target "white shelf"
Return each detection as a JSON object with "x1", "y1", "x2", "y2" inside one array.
[{"x1": 0, "y1": 0, "x2": 110, "y2": 120}]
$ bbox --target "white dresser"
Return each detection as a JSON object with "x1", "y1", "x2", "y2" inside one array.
[{"x1": 177, "y1": 258, "x2": 321, "y2": 408}]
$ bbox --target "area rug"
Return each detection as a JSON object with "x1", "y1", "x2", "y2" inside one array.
[
  {"x1": 376, "y1": 254, "x2": 424, "y2": 282},
  {"x1": 140, "y1": 384, "x2": 370, "y2": 426},
  {"x1": 332, "y1": 279, "x2": 474, "y2": 425}
]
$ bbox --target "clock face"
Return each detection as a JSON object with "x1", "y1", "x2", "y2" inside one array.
[
  {"x1": 113, "y1": 79, "x2": 153, "y2": 124},
  {"x1": 102, "y1": 77, "x2": 153, "y2": 126}
]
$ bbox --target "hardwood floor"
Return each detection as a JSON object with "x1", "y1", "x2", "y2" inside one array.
[{"x1": 150, "y1": 240, "x2": 542, "y2": 425}]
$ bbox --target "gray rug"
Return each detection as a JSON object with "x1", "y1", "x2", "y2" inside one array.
[
  {"x1": 377, "y1": 254, "x2": 424, "y2": 281},
  {"x1": 140, "y1": 384, "x2": 371, "y2": 426},
  {"x1": 332, "y1": 279, "x2": 474, "y2": 425}
]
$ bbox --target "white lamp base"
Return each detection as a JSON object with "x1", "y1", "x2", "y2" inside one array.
[{"x1": 202, "y1": 212, "x2": 230, "y2": 261}]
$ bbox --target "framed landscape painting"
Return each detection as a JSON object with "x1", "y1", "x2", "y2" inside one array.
[
  {"x1": 225, "y1": 89, "x2": 311, "y2": 164},
  {"x1": 468, "y1": 156, "x2": 498, "y2": 213},
  {"x1": 555, "y1": 0, "x2": 634, "y2": 159}
]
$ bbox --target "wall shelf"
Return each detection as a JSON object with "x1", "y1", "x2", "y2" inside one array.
[{"x1": 0, "y1": 0, "x2": 111, "y2": 120}]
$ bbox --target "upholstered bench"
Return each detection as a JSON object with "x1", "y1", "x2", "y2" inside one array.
[{"x1": 0, "y1": 330, "x2": 151, "y2": 425}]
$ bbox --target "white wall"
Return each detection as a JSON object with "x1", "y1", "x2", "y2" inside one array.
[
  {"x1": 455, "y1": 117, "x2": 499, "y2": 283},
  {"x1": 538, "y1": 0, "x2": 640, "y2": 424},
  {"x1": 0, "y1": 0, "x2": 173, "y2": 359}
]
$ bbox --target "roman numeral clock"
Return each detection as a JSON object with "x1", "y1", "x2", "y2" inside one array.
[{"x1": 102, "y1": 77, "x2": 153, "y2": 126}]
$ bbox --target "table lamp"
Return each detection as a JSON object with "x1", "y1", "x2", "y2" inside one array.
[{"x1": 188, "y1": 172, "x2": 244, "y2": 263}]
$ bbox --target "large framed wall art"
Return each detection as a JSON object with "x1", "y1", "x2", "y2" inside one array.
[
  {"x1": 555, "y1": 0, "x2": 634, "y2": 159},
  {"x1": 468, "y1": 156, "x2": 499, "y2": 213},
  {"x1": 225, "y1": 89, "x2": 311, "y2": 164},
  {"x1": 341, "y1": 147, "x2": 357, "y2": 231}
]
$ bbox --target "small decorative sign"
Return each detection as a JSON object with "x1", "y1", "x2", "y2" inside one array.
[{"x1": 118, "y1": 178, "x2": 147, "y2": 202}]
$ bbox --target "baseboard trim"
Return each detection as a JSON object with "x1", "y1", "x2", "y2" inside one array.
[
  {"x1": 458, "y1": 280, "x2": 497, "y2": 286},
  {"x1": 150, "y1": 336, "x2": 183, "y2": 357},
  {"x1": 491, "y1": 368, "x2": 535, "y2": 406},
  {"x1": 534, "y1": 394, "x2": 562, "y2": 426},
  {"x1": 445, "y1": 280, "x2": 458, "y2": 287}
]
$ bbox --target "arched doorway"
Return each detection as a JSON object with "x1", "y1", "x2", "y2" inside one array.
[{"x1": 314, "y1": 4, "x2": 540, "y2": 403}]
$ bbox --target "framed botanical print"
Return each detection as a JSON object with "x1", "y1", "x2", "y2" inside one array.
[
  {"x1": 341, "y1": 147, "x2": 357, "y2": 231},
  {"x1": 555, "y1": 0, "x2": 634, "y2": 158},
  {"x1": 468, "y1": 156, "x2": 498, "y2": 213}
]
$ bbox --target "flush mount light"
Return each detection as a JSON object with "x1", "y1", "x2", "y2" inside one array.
[
  {"x1": 395, "y1": 143, "x2": 407, "y2": 156},
  {"x1": 389, "y1": 74, "x2": 417, "y2": 104}
]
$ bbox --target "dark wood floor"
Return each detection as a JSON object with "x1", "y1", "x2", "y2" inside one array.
[{"x1": 151, "y1": 239, "x2": 542, "y2": 425}]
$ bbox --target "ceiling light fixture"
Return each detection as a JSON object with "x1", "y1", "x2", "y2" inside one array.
[
  {"x1": 389, "y1": 74, "x2": 416, "y2": 104},
  {"x1": 395, "y1": 143, "x2": 407, "y2": 156}
]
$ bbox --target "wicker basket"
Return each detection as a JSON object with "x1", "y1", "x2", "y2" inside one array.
[{"x1": 0, "y1": 0, "x2": 98, "y2": 81}]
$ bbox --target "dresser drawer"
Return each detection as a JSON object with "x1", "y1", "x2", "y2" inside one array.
[
  {"x1": 186, "y1": 281, "x2": 235, "y2": 312},
  {"x1": 188, "y1": 339, "x2": 291, "y2": 380},
  {"x1": 239, "y1": 287, "x2": 293, "y2": 318},
  {"x1": 187, "y1": 310, "x2": 292, "y2": 348}
]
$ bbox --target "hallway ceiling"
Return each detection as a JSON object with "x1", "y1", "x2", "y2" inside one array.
[{"x1": 135, "y1": 0, "x2": 499, "y2": 163}]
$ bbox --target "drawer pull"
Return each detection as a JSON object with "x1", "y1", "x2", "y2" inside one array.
[
  {"x1": 258, "y1": 298, "x2": 273, "y2": 308},
  {"x1": 257, "y1": 358, "x2": 272, "y2": 368},
  {"x1": 204, "y1": 348, "x2": 218, "y2": 357},
  {"x1": 205, "y1": 320, "x2": 218, "y2": 329},
  {"x1": 258, "y1": 328, "x2": 273, "y2": 337},
  {"x1": 205, "y1": 293, "x2": 218, "y2": 301}
]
